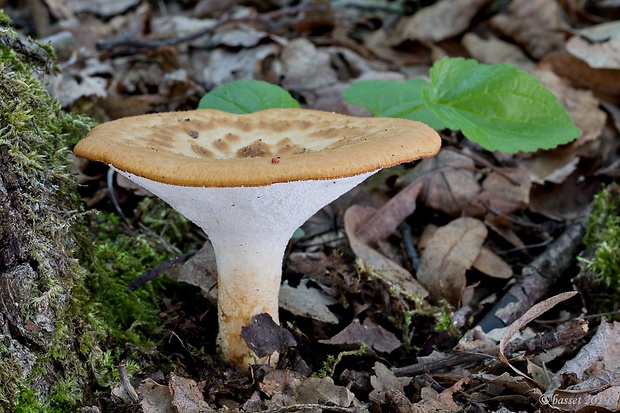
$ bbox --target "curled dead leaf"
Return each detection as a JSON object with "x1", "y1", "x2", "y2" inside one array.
[
  {"x1": 498, "y1": 292, "x2": 578, "y2": 378},
  {"x1": 354, "y1": 179, "x2": 424, "y2": 244},
  {"x1": 344, "y1": 205, "x2": 428, "y2": 298},
  {"x1": 417, "y1": 217, "x2": 488, "y2": 306}
]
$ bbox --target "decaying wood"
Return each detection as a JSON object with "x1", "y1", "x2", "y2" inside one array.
[
  {"x1": 392, "y1": 318, "x2": 589, "y2": 377},
  {"x1": 476, "y1": 216, "x2": 588, "y2": 332}
]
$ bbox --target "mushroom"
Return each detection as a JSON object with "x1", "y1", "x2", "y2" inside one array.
[{"x1": 74, "y1": 108, "x2": 440, "y2": 367}]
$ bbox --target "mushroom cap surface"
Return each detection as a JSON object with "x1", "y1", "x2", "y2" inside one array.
[{"x1": 74, "y1": 108, "x2": 440, "y2": 187}]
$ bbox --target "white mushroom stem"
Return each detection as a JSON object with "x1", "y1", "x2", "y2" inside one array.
[{"x1": 114, "y1": 168, "x2": 377, "y2": 367}]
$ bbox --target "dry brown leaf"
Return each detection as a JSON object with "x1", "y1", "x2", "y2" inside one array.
[
  {"x1": 468, "y1": 167, "x2": 531, "y2": 217},
  {"x1": 417, "y1": 217, "x2": 488, "y2": 306},
  {"x1": 169, "y1": 374, "x2": 213, "y2": 413},
  {"x1": 56, "y1": 5, "x2": 146, "y2": 52},
  {"x1": 363, "y1": 29, "x2": 431, "y2": 67},
  {"x1": 490, "y1": 0, "x2": 569, "y2": 59},
  {"x1": 540, "y1": 51, "x2": 620, "y2": 99},
  {"x1": 480, "y1": 372, "x2": 535, "y2": 396},
  {"x1": 399, "y1": 150, "x2": 481, "y2": 218},
  {"x1": 544, "y1": 321, "x2": 620, "y2": 411},
  {"x1": 520, "y1": 148, "x2": 580, "y2": 185},
  {"x1": 195, "y1": 44, "x2": 282, "y2": 89},
  {"x1": 311, "y1": 48, "x2": 388, "y2": 112},
  {"x1": 96, "y1": 85, "x2": 164, "y2": 119},
  {"x1": 369, "y1": 362, "x2": 412, "y2": 404},
  {"x1": 518, "y1": 69, "x2": 606, "y2": 195},
  {"x1": 193, "y1": 0, "x2": 238, "y2": 18},
  {"x1": 169, "y1": 241, "x2": 218, "y2": 305},
  {"x1": 259, "y1": 369, "x2": 305, "y2": 397},
  {"x1": 43, "y1": 0, "x2": 141, "y2": 19},
  {"x1": 355, "y1": 180, "x2": 424, "y2": 244},
  {"x1": 138, "y1": 378, "x2": 174, "y2": 413},
  {"x1": 567, "y1": 33, "x2": 620, "y2": 70},
  {"x1": 576, "y1": 19, "x2": 620, "y2": 42},
  {"x1": 527, "y1": 359, "x2": 551, "y2": 389},
  {"x1": 391, "y1": 0, "x2": 492, "y2": 44},
  {"x1": 461, "y1": 32, "x2": 534, "y2": 69},
  {"x1": 287, "y1": 252, "x2": 329, "y2": 277},
  {"x1": 549, "y1": 321, "x2": 620, "y2": 387},
  {"x1": 417, "y1": 224, "x2": 438, "y2": 253},
  {"x1": 48, "y1": 72, "x2": 108, "y2": 107},
  {"x1": 281, "y1": 38, "x2": 338, "y2": 91},
  {"x1": 319, "y1": 318, "x2": 401, "y2": 354},
  {"x1": 529, "y1": 168, "x2": 603, "y2": 220},
  {"x1": 411, "y1": 377, "x2": 469, "y2": 412},
  {"x1": 384, "y1": 389, "x2": 415, "y2": 413},
  {"x1": 498, "y1": 292, "x2": 578, "y2": 378},
  {"x1": 210, "y1": 26, "x2": 271, "y2": 48},
  {"x1": 296, "y1": 377, "x2": 356, "y2": 407},
  {"x1": 240, "y1": 313, "x2": 297, "y2": 359},
  {"x1": 344, "y1": 205, "x2": 429, "y2": 297},
  {"x1": 279, "y1": 279, "x2": 339, "y2": 324},
  {"x1": 42, "y1": 0, "x2": 73, "y2": 19},
  {"x1": 415, "y1": 349, "x2": 450, "y2": 366},
  {"x1": 456, "y1": 327, "x2": 498, "y2": 352},
  {"x1": 486, "y1": 215, "x2": 524, "y2": 248},
  {"x1": 473, "y1": 247, "x2": 513, "y2": 279},
  {"x1": 79, "y1": 0, "x2": 141, "y2": 18},
  {"x1": 150, "y1": 15, "x2": 216, "y2": 48}
]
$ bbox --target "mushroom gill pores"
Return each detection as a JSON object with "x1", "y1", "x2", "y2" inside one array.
[{"x1": 74, "y1": 108, "x2": 441, "y2": 368}]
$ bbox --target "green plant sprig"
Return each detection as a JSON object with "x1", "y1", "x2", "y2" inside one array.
[{"x1": 343, "y1": 57, "x2": 580, "y2": 153}]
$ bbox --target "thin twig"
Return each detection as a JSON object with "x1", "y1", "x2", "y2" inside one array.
[
  {"x1": 127, "y1": 250, "x2": 197, "y2": 291},
  {"x1": 107, "y1": 168, "x2": 130, "y2": 227},
  {"x1": 117, "y1": 364, "x2": 139, "y2": 403},
  {"x1": 398, "y1": 222, "x2": 420, "y2": 271}
]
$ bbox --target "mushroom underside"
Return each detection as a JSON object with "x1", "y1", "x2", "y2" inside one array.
[{"x1": 115, "y1": 168, "x2": 377, "y2": 366}]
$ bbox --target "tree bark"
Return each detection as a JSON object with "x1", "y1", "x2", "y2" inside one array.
[{"x1": 0, "y1": 19, "x2": 93, "y2": 411}]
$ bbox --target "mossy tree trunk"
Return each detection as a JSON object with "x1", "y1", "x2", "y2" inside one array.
[{"x1": 0, "y1": 15, "x2": 96, "y2": 412}]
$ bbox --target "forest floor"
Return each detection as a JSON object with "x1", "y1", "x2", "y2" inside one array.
[{"x1": 5, "y1": 0, "x2": 620, "y2": 412}]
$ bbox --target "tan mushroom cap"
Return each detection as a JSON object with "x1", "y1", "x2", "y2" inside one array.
[{"x1": 74, "y1": 108, "x2": 441, "y2": 187}]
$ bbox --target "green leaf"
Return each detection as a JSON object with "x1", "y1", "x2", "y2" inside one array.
[
  {"x1": 424, "y1": 57, "x2": 580, "y2": 153},
  {"x1": 198, "y1": 79, "x2": 300, "y2": 114},
  {"x1": 343, "y1": 79, "x2": 447, "y2": 130}
]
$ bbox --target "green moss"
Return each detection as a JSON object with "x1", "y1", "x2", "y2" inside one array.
[
  {"x1": 0, "y1": 11, "x2": 99, "y2": 411},
  {"x1": 579, "y1": 183, "x2": 620, "y2": 309},
  {"x1": 313, "y1": 346, "x2": 367, "y2": 379},
  {"x1": 14, "y1": 387, "x2": 46, "y2": 413},
  {"x1": 48, "y1": 378, "x2": 83, "y2": 412},
  {"x1": 76, "y1": 198, "x2": 195, "y2": 386},
  {"x1": 91, "y1": 232, "x2": 166, "y2": 340}
]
